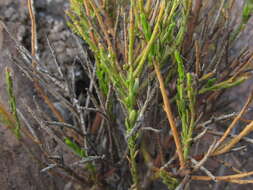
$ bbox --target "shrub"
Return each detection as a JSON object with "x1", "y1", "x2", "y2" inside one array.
[{"x1": 1, "y1": 0, "x2": 253, "y2": 189}]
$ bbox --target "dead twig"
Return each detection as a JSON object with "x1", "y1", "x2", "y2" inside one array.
[
  {"x1": 190, "y1": 157, "x2": 216, "y2": 182},
  {"x1": 153, "y1": 61, "x2": 185, "y2": 169},
  {"x1": 212, "y1": 92, "x2": 253, "y2": 153},
  {"x1": 192, "y1": 171, "x2": 253, "y2": 183},
  {"x1": 212, "y1": 120, "x2": 253, "y2": 156}
]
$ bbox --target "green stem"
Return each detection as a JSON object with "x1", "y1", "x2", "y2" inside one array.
[{"x1": 133, "y1": 1, "x2": 165, "y2": 78}]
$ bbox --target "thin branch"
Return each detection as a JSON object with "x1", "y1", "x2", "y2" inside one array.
[
  {"x1": 153, "y1": 61, "x2": 185, "y2": 169},
  {"x1": 27, "y1": 0, "x2": 38, "y2": 67},
  {"x1": 212, "y1": 120, "x2": 253, "y2": 156},
  {"x1": 70, "y1": 155, "x2": 105, "y2": 167},
  {"x1": 208, "y1": 130, "x2": 253, "y2": 144},
  {"x1": 45, "y1": 121, "x2": 83, "y2": 134},
  {"x1": 141, "y1": 127, "x2": 162, "y2": 133},
  {"x1": 191, "y1": 157, "x2": 217, "y2": 182},
  {"x1": 192, "y1": 171, "x2": 253, "y2": 182},
  {"x1": 192, "y1": 140, "x2": 216, "y2": 172},
  {"x1": 213, "y1": 92, "x2": 253, "y2": 152},
  {"x1": 41, "y1": 164, "x2": 58, "y2": 173},
  {"x1": 46, "y1": 36, "x2": 64, "y2": 78}
]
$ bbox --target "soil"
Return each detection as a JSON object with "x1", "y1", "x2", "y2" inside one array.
[{"x1": 1, "y1": 1, "x2": 253, "y2": 190}]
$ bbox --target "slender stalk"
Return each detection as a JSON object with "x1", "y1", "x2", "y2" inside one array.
[
  {"x1": 5, "y1": 68, "x2": 21, "y2": 138},
  {"x1": 192, "y1": 170, "x2": 253, "y2": 181},
  {"x1": 153, "y1": 61, "x2": 185, "y2": 169},
  {"x1": 213, "y1": 92, "x2": 253, "y2": 152},
  {"x1": 27, "y1": 0, "x2": 37, "y2": 68},
  {"x1": 134, "y1": 1, "x2": 165, "y2": 78},
  {"x1": 128, "y1": 1, "x2": 135, "y2": 68},
  {"x1": 129, "y1": 136, "x2": 139, "y2": 189},
  {"x1": 212, "y1": 120, "x2": 253, "y2": 156}
]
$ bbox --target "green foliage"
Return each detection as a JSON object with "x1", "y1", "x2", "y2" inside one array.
[
  {"x1": 65, "y1": 137, "x2": 96, "y2": 174},
  {"x1": 65, "y1": 137, "x2": 86, "y2": 157},
  {"x1": 243, "y1": 0, "x2": 253, "y2": 24},
  {"x1": 175, "y1": 51, "x2": 197, "y2": 159},
  {"x1": 159, "y1": 170, "x2": 179, "y2": 189},
  {"x1": 5, "y1": 67, "x2": 21, "y2": 139},
  {"x1": 1, "y1": 0, "x2": 252, "y2": 189},
  {"x1": 199, "y1": 76, "x2": 248, "y2": 94}
]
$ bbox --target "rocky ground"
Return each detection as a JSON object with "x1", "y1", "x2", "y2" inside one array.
[{"x1": 1, "y1": 1, "x2": 253, "y2": 190}]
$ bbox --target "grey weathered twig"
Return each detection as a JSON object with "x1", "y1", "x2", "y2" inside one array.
[
  {"x1": 70, "y1": 155, "x2": 105, "y2": 167},
  {"x1": 46, "y1": 36, "x2": 64, "y2": 78},
  {"x1": 190, "y1": 157, "x2": 217, "y2": 182}
]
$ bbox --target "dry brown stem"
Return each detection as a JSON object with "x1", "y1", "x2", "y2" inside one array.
[
  {"x1": 212, "y1": 92, "x2": 253, "y2": 154},
  {"x1": 192, "y1": 171, "x2": 253, "y2": 183},
  {"x1": 153, "y1": 61, "x2": 185, "y2": 169},
  {"x1": 212, "y1": 120, "x2": 253, "y2": 156},
  {"x1": 27, "y1": 0, "x2": 37, "y2": 68}
]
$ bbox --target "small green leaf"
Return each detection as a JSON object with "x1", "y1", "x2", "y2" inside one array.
[
  {"x1": 242, "y1": 1, "x2": 253, "y2": 24},
  {"x1": 65, "y1": 137, "x2": 86, "y2": 158},
  {"x1": 129, "y1": 109, "x2": 137, "y2": 124},
  {"x1": 140, "y1": 13, "x2": 151, "y2": 40},
  {"x1": 5, "y1": 67, "x2": 21, "y2": 139},
  {"x1": 174, "y1": 50, "x2": 185, "y2": 82}
]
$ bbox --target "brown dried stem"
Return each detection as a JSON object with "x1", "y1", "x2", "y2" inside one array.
[
  {"x1": 192, "y1": 171, "x2": 253, "y2": 184},
  {"x1": 27, "y1": 0, "x2": 37, "y2": 68},
  {"x1": 153, "y1": 61, "x2": 185, "y2": 169},
  {"x1": 212, "y1": 120, "x2": 253, "y2": 156},
  {"x1": 212, "y1": 92, "x2": 253, "y2": 154}
]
